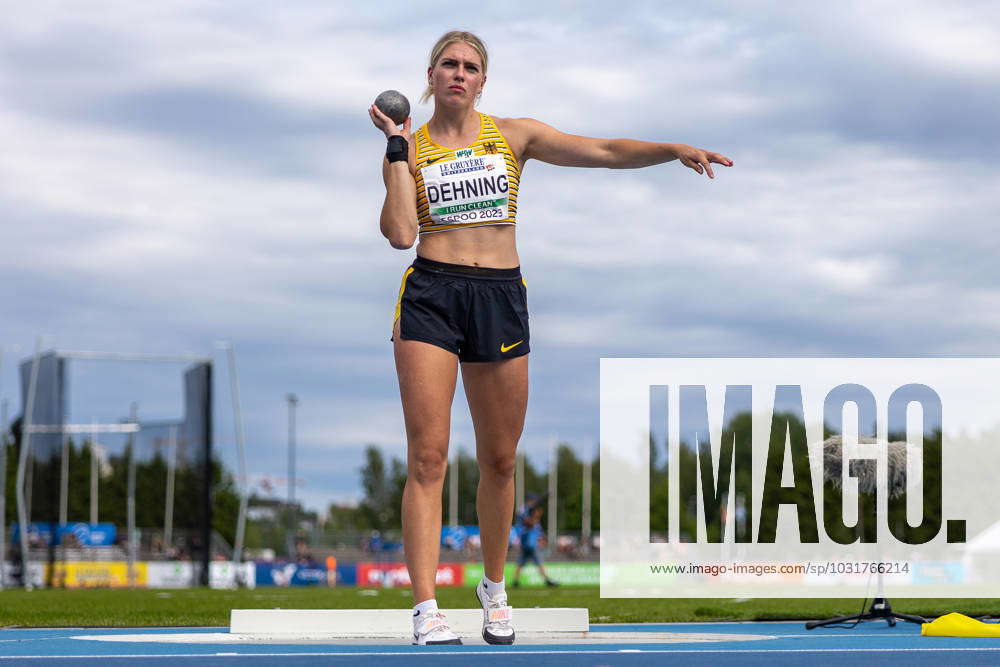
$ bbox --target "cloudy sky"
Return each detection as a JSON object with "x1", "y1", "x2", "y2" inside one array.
[{"x1": 2, "y1": 1, "x2": 998, "y2": 513}]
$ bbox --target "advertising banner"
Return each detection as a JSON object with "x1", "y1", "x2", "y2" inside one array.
[
  {"x1": 462, "y1": 562, "x2": 598, "y2": 586},
  {"x1": 50, "y1": 561, "x2": 147, "y2": 588},
  {"x1": 72, "y1": 561, "x2": 257, "y2": 589},
  {"x1": 335, "y1": 563, "x2": 357, "y2": 586},
  {"x1": 1, "y1": 562, "x2": 46, "y2": 588},
  {"x1": 254, "y1": 561, "x2": 327, "y2": 587},
  {"x1": 56, "y1": 523, "x2": 117, "y2": 546},
  {"x1": 147, "y1": 561, "x2": 195, "y2": 588},
  {"x1": 10, "y1": 522, "x2": 117, "y2": 546},
  {"x1": 356, "y1": 562, "x2": 463, "y2": 588},
  {"x1": 210, "y1": 561, "x2": 256, "y2": 589}
]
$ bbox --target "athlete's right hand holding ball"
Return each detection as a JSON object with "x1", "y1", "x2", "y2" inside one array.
[{"x1": 369, "y1": 104, "x2": 411, "y2": 140}]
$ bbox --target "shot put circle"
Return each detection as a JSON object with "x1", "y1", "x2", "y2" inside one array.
[{"x1": 374, "y1": 90, "x2": 410, "y2": 125}]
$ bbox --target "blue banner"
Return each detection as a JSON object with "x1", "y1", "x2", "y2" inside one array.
[
  {"x1": 58, "y1": 523, "x2": 117, "y2": 546},
  {"x1": 10, "y1": 523, "x2": 117, "y2": 546},
  {"x1": 336, "y1": 563, "x2": 357, "y2": 586},
  {"x1": 254, "y1": 561, "x2": 328, "y2": 587}
]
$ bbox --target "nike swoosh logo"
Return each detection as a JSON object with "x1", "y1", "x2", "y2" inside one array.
[
  {"x1": 500, "y1": 340, "x2": 523, "y2": 353},
  {"x1": 425, "y1": 155, "x2": 445, "y2": 165}
]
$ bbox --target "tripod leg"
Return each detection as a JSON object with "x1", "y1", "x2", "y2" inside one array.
[
  {"x1": 806, "y1": 598, "x2": 925, "y2": 630},
  {"x1": 891, "y1": 612, "x2": 927, "y2": 625},
  {"x1": 806, "y1": 613, "x2": 864, "y2": 630}
]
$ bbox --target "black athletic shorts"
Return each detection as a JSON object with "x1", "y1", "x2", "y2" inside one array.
[{"x1": 392, "y1": 256, "x2": 530, "y2": 363}]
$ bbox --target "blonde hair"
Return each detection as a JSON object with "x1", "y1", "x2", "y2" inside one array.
[{"x1": 420, "y1": 30, "x2": 489, "y2": 104}]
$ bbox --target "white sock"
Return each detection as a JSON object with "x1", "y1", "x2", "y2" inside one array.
[
  {"x1": 483, "y1": 575, "x2": 505, "y2": 598},
  {"x1": 413, "y1": 598, "x2": 438, "y2": 623}
]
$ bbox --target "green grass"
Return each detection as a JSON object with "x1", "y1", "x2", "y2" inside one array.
[{"x1": 1, "y1": 587, "x2": 998, "y2": 627}]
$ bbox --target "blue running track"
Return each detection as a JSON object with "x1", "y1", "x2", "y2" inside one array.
[{"x1": 1, "y1": 622, "x2": 999, "y2": 666}]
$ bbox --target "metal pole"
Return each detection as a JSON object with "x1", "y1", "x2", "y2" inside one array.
[
  {"x1": 548, "y1": 439, "x2": 557, "y2": 551},
  {"x1": 59, "y1": 434, "x2": 69, "y2": 526},
  {"x1": 225, "y1": 344, "x2": 248, "y2": 574},
  {"x1": 164, "y1": 425, "x2": 176, "y2": 549},
  {"x1": 581, "y1": 446, "x2": 592, "y2": 554},
  {"x1": 16, "y1": 338, "x2": 42, "y2": 590},
  {"x1": 0, "y1": 352, "x2": 4, "y2": 588},
  {"x1": 515, "y1": 451, "x2": 524, "y2": 514},
  {"x1": 89, "y1": 421, "x2": 98, "y2": 525},
  {"x1": 198, "y1": 363, "x2": 212, "y2": 587},
  {"x1": 25, "y1": 451, "x2": 33, "y2": 523},
  {"x1": 1, "y1": 397, "x2": 8, "y2": 589},
  {"x1": 286, "y1": 393, "x2": 298, "y2": 558},
  {"x1": 449, "y1": 449, "x2": 459, "y2": 527},
  {"x1": 126, "y1": 403, "x2": 138, "y2": 588},
  {"x1": 55, "y1": 351, "x2": 211, "y2": 363}
]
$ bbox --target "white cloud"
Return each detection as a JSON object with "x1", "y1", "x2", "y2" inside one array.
[{"x1": 828, "y1": 1, "x2": 1000, "y2": 75}]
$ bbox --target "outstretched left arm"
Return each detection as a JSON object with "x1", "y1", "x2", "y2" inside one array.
[{"x1": 510, "y1": 117, "x2": 733, "y2": 179}]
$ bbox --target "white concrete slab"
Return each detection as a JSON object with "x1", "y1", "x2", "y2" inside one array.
[{"x1": 229, "y1": 608, "x2": 589, "y2": 637}]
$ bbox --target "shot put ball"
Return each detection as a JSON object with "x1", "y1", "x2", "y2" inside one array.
[{"x1": 374, "y1": 90, "x2": 410, "y2": 125}]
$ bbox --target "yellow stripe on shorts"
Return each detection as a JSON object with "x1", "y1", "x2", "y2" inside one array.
[{"x1": 393, "y1": 267, "x2": 415, "y2": 323}]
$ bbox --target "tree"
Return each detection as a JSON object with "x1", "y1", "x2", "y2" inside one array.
[
  {"x1": 358, "y1": 445, "x2": 406, "y2": 530},
  {"x1": 441, "y1": 447, "x2": 479, "y2": 525},
  {"x1": 1, "y1": 433, "x2": 240, "y2": 549}
]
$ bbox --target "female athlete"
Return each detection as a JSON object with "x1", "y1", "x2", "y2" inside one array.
[{"x1": 369, "y1": 30, "x2": 732, "y2": 646}]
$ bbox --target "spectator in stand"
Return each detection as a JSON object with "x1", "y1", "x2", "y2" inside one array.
[
  {"x1": 150, "y1": 535, "x2": 165, "y2": 557},
  {"x1": 295, "y1": 537, "x2": 313, "y2": 565},
  {"x1": 363, "y1": 530, "x2": 383, "y2": 553},
  {"x1": 512, "y1": 499, "x2": 557, "y2": 588}
]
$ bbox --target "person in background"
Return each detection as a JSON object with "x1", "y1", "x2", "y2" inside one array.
[{"x1": 513, "y1": 498, "x2": 557, "y2": 588}]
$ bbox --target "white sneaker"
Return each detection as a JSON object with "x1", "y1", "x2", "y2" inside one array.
[
  {"x1": 476, "y1": 579, "x2": 515, "y2": 645},
  {"x1": 412, "y1": 608, "x2": 462, "y2": 645}
]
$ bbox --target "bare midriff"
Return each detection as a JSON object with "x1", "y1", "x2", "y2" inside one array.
[{"x1": 415, "y1": 224, "x2": 520, "y2": 269}]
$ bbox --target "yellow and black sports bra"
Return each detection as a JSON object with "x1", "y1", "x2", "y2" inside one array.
[{"x1": 413, "y1": 113, "x2": 521, "y2": 234}]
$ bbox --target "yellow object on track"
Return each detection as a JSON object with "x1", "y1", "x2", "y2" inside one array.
[{"x1": 922, "y1": 612, "x2": 1000, "y2": 637}]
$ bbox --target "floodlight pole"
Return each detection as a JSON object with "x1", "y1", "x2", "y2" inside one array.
[
  {"x1": 223, "y1": 343, "x2": 249, "y2": 581},
  {"x1": 449, "y1": 449, "x2": 459, "y2": 527},
  {"x1": 89, "y1": 421, "x2": 98, "y2": 525},
  {"x1": 25, "y1": 454, "x2": 33, "y2": 522},
  {"x1": 286, "y1": 393, "x2": 298, "y2": 558},
  {"x1": 582, "y1": 444, "x2": 593, "y2": 555},
  {"x1": 15, "y1": 338, "x2": 42, "y2": 590},
  {"x1": 548, "y1": 439, "x2": 557, "y2": 550},
  {"x1": 59, "y1": 433, "x2": 69, "y2": 527},
  {"x1": 164, "y1": 425, "x2": 177, "y2": 548},
  {"x1": 126, "y1": 402, "x2": 138, "y2": 589},
  {"x1": 198, "y1": 363, "x2": 213, "y2": 587},
  {"x1": 515, "y1": 451, "x2": 525, "y2": 514}
]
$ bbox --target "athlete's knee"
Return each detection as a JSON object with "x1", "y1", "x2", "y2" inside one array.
[
  {"x1": 478, "y1": 450, "x2": 516, "y2": 481},
  {"x1": 408, "y1": 446, "x2": 448, "y2": 486}
]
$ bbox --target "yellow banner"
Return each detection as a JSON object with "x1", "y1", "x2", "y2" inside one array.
[{"x1": 48, "y1": 561, "x2": 148, "y2": 588}]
